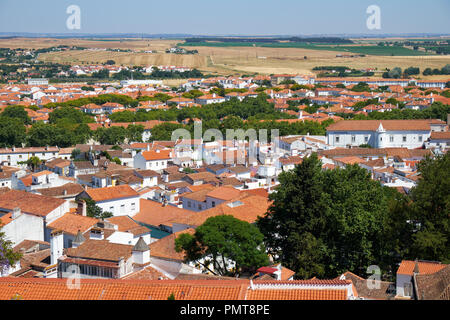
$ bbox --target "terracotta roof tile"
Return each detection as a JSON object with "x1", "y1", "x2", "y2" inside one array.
[
  {"x1": 47, "y1": 213, "x2": 99, "y2": 236},
  {"x1": 397, "y1": 260, "x2": 447, "y2": 276},
  {"x1": 85, "y1": 185, "x2": 139, "y2": 202},
  {"x1": 0, "y1": 189, "x2": 66, "y2": 217},
  {"x1": 247, "y1": 289, "x2": 347, "y2": 300}
]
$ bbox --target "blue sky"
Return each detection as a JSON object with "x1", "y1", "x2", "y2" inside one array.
[{"x1": 0, "y1": 0, "x2": 449, "y2": 35}]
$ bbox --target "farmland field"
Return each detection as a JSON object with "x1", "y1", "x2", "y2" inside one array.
[
  {"x1": 3, "y1": 37, "x2": 449, "y2": 79},
  {"x1": 180, "y1": 41, "x2": 432, "y2": 56}
]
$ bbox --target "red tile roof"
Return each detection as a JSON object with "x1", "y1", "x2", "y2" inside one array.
[
  {"x1": 0, "y1": 278, "x2": 349, "y2": 300},
  {"x1": 0, "y1": 190, "x2": 66, "y2": 217},
  {"x1": 397, "y1": 260, "x2": 447, "y2": 276},
  {"x1": 85, "y1": 185, "x2": 139, "y2": 202}
]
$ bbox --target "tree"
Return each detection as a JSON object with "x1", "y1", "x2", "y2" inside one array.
[
  {"x1": 91, "y1": 68, "x2": 109, "y2": 79},
  {"x1": 85, "y1": 198, "x2": 113, "y2": 219},
  {"x1": 383, "y1": 67, "x2": 402, "y2": 79},
  {"x1": 442, "y1": 64, "x2": 450, "y2": 75},
  {"x1": 26, "y1": 156, "x2": 41, "y2": 172},
  {"x1": 0, "y1": 118, "x2": 26, "y2": 148},
  {"x1": 0, "y1": 226, "x2": 22, "y2": 274},
  {"x1": 408, "y1": 153, "x2": 450, "y2": 263},
  {"x1": 257, "y1": 154, "x2": 393, "y2": 279},
  {"x1": 0, "y1": 106, "x2": 31, "y2": 124},
  {"x1": 352, "y1": 82, "x2": 371, "y2": 92},
  {"x1": 112, "y1": 157, "x2": 121, "y2": 165},
  {"x1": 71, "y1": 148, "x2": 81, "y2": 159},
  {"x1": 94, "y1": 126, "x2": 128, "y2": 145},
  {"x1": 126, "y1": 124, "x2": 144, "y2": 142},
  {"x1": 175, "y1": 215, "x2": 269, "y2": 277},
  {"x1": 105, "y1": 60, "x2": 116, "y2": 65}
]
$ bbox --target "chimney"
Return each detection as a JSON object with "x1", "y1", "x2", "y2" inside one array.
[
  {"x1": 89, "y1": 227, "x2": 104, "y2": 240},
  {"x1": 77, "y1": 200, "x2": 87, "y2": 216},
  {"x1": 72, "y1": 230, "x2": 85, "y2": 248},
  {"x1": 132, "y1": 237, "x2": 150, "y2": 266},
  {"x1": 413, "y1": 260, "x2": 420, "y2": 275},
  {"x1": 50, "y1": 230, "x2": 64, "y2": 265},
  {"x1": 12, "y1": 207, "x2": 22, "y2": 219}
]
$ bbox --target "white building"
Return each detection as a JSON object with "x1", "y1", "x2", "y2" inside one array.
[
  {"x1": 27, "y1": 78, "x2": 49, "y2": 85},
  {"x1": 133, "y1": 149, "x2": 172, "y2": 172},
  {"x1": 0, "y1": 147, "x2": 59, "y2": 167},
  {"x1": 326, "y1": 120, "x2": 445, "y2": 149},
  {"x1": 78, "y1": 185, "x2": 141, "y2": 217}
]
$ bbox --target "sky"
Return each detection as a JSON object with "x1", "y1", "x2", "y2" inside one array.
[{"x1": 0, "y1": 0, "x2": 449, "y2": 36}]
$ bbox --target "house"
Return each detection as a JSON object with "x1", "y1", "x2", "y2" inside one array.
[
  {"x1": 195, "y1": 93, "x2": 225, "y2": 105},
  {"x1": 133, "y1": 170, "x2": 159, "y2": 187},
  {"x1": 326, "y1": 120, "x2": 445, "y2": 149},
  {"x1": 413, "y1": 264, "x2": 450, "y2": 300},
  {"x1": 69, "y1": 160, "x2": 98, "y2": 178},
  {"x1": 395, "y1": 260, "x2": 447, "y2": 299},
  {"x1": 0, "y1": 166, "x2": 20, "y2": 189},
  {"x1": 36, "y1": 183, "x2": 84, "y2": 201},
  {"x1": 180, "y1": 185, "x2": 215, "y2": 212},
  {"x1": 0, "y1": 189, "x2": 69, "y2": 244},
  {"x1": 277, "y1": 156, "x2": 303, "y2": 172},
  {"x1": 183, "y1": 172, "x2": 219, "y2": 186},
  {"x1": 57, "y1": 236, "x2": 151, "y2": 279},
  {"x1": 0, "y1": 146, "x2": 59, "y2": 167},
  {"x1": 133, "y1": 199, "x2": 192, "y2": 234},
  {"x1": 78, "y1": 185, "x2": 140, "y2": 217},
  {"x1": 105, "y1": 215, "x2": 152, "y2": 245},
  {"x1": 338, "y1": 271, "x2": 396, "y2": 300},
  {"x1": 4, "y1": 240, "x2": 51, "y2": 278},
  {"x1": 133, "y1": 149, "x2": 172, "y2": 172},
  {"x1": 12, "y1": 170, "x2": 73, "y2": 192},
  {"x1": 172, "y1": 190, "x2": 270, "y2": 233},
  {"x1": 425, "y1": 131, "x2": 450, "y2": 150},
  {"x1": 148, "y1": 228, "x2": 202, "y2": 277},
  {"x1": 226, "y1": 165, "x2": 252, "y2": 180}
]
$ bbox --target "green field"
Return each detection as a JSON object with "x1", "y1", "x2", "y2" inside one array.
[{"x1": 179, "y1": 41, "x2": 434, "y2": 56}]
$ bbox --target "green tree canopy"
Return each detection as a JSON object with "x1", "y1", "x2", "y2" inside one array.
[
  {"x1": 84, "y1": 199, "x2": 113, "y2": 219},
  {"x1": 257, "y1": 154, "x2": 394, "y2": 279},
  {"x1": 175, "y1": 215, "x2": 269, "y2": 276},
  {"x1": 408, "y1": 153, "x2": 450, "y2": 263},
  {"x1": 0, "y1": 226, "x2": 22, "y2": 274},
  {"x1": 0, "y1": 106, "x2": 31, "y2": 125}
]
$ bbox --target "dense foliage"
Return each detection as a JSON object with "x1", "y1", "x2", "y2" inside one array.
[
  {"x1": 175, "y1": 215, "x2": 269, "y2": 276},
  {"x1": 257, "y1": 153, "x2": 450, "y2": 280}
]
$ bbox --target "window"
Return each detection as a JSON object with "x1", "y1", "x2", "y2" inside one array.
[
  {"x1": 403, "y1": 135, "x2": 407, "y2": 142},
  {"x1": 351, "y1": 135, "x2": 355, "y2": 143},
  {"x1": 404, "y1": 283, "x2": 412, "y2": 297},
  {"x1": 120, "y1": 204, "x2": 125, "y2": 214},
  {"x1": 131, "y1": 203, "x2": 136, "y2": 211},
  {"x1": 198, "y1": 204, "x2": 202, "y2": 210},
  {"x1": 365, "y1": 136, "x2": 369, "y2": 143},
  {"x1": 418, "y1": 135, "x2": 423, "y2": 142},
  {"x1": 212, "y1": 201, "x2": 215, "y2": 208},
  {"x1": 335, "y1": 136, "x2": 340, "y2": 143},
  {"x1": 187, "y1": 201, "x2": 191, "y2": 208},
  {"x1": 110, "y1": 206, "x2": 114, "y2": 213},
  {"x1": 390, "y1": 135, "x2": 394, "y2": 142}
]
